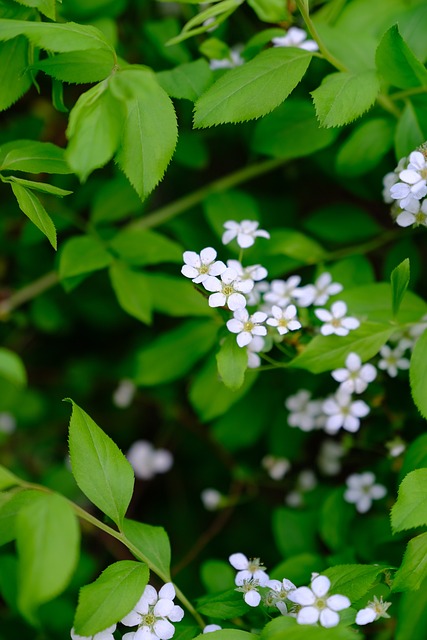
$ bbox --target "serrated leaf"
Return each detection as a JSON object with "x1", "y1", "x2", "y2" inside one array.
[
  {"x1": 65, "y1": 82, "x2": 124, "y2": 182},
  {"x1": 0, "y1": 37, "x2": 32, "y2": 112},
  {"x1": 157, "y1": 58, "x2": 213, "y2": 101},
  {"x1": 109, "y1": 262, "x2": 152, "y2": 325},
  {"x1": 0, "y1": 348, "x2": 27, "y2": 386},
  {"x1": 0, "y1": 139, "x2": 72, "y2": 174},
  {"x1": 74, "y1": 561, "x2": 149, "y2": 636},
  {"x1": 376, "y1": 24, "x2": 427, "y2": 90},
  {"x1": 216, "y1": 334, "x2": 247, "y2": 390},
  {"x1": 194, "y1": 47, "x2": 312, "y2": 127},
  {"x1": 391, "y1": 258, "x2": 410, "y2": 318},
  {"x1": 10, "y1": 182, "x2": 57, "y2": 249},
  {"x1": 33, "y1": 49, "x2": 115, "y2": 84},
  {"x1": 16, "y1": 492, "x2": 80, "y2": 622},
  {"x1": 393, "y1": 532, "x2": 427, "y2": 592},
  {"x1": 324, "y1": 564, "x2": 385, "y2": 601},
  {"x1": 59, "y1": 235, "x2": 112, "y2": 282},
  {"x1": 122, "y1": 519, "x2": 171, "y2": 581},
  {"x1": 5, "y1": 176, "x2": 72, "y2": 196},
  {"x1": 391, "y1": 469, "x2": 427, "y2": 532},
  {"x1": 109, "y1": 228, "x2": 182, "y2": 266},
  {"x1": 410, "y1": 320, "x2": 427, "y2": 420},
  {"x1": 311, "y1": 70, "x2": 379, "y2": 128},
  {"x1": 14, "y1": 0, "x2": 56, "y2": 20},
  {"x1": 111, "y1": 68, "x2": 177, "y2": 200},
  {"x1": 67, "y1": 400, "x2": 135, "y2": 527}
]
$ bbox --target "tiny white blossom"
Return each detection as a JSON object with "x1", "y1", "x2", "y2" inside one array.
[
  {"x1": 246, "y1": 281, "x2": 270, "y2": 307},
  {"x1": 390, "y1": 151, "x2": 427, "y2": 210},
  {"x1": 235, "y1": 579, "x2": 261, "y2": 607},
  {"x1": 112, "y1": 379, "x2": 136, "y2": 409},
  {"x1": 383, "y1": 171, "x2": 399, "y2": 203},
  {"x1": 227, "y1": 260, "x2": 268, "y2": 283},
  {"x1": 272, "y1": 27, "x2": 318, "y2": 51},
  {"x1": 121, "y1": 583, "x2": 184, "y2": 640},
  {"x1": 288, "y1": 575, "x2": 350, "y2": 628},
  {"x1": 203, "y1": 625, "x2": 222, "y2": 633},
  {"x1": 262, "y1": 455, "x2": 291, "y2": 480},
  {"x1": 344, "y1": 472, "x2": 387, "y2": 513},
  {"x1": 331, "y1": 352, "x2": 377, "y2": 394},
  {"x1": 247, "y1": 335, "x2": 265, "y2": 368},
  {"x1": 201, "y1": 488, "x2": 223, "y2": 511},
  {"x1": 265, "y1": 578, "x2": 297, "y2": 614},
  {"x1": 396, "y1": 199, "x2": 427, "y2": 228},
  {"x1": 267, "y1": 304, "x2": 301, "y2": 336},
  {"x1": 317, "y1": 440, "x2": 345, "y2": 476},
  {"x1": 0, "y1": 412, "x2": 16, "y2": 434},
  {"x1": 378, "y1": 345, "x2": 410, "y2": 377},
  {"x1": 227, "y1": 308, "x2": 267, "y2": 347},
  {"x1": 315, "y1": 301, "x2": 360, "y2": 336},
  {"x1": 229, "y1": 553, "x2": 269, "y2": 586},
  {"x1": 322, "y1": 390, "x2": 370, "y2": 434},
  {"x1": 285, "y1": 390, "x2": 323, "y2": 432},
  {"x1": 386, "y1": 438, "x2": 406, "y2": 458},
  {"x1": 71, "y1": 626, "x2": 116, "y2": 640},
  {"x1": 181, "y1": 248, "x2": 226, "y2": 284},
  {"x1": 222, "y1": 220, "x2": 270, "y2": 249},
  {"x1": 264, "y1": 276, "x2": 302, "y2": 307},
  {"x1": 210, "y1": 46, "x2": 244, "y2": 70},
  {"x1": 285, "y1": 470, "x2": 317, "y2": 507},
  {"x1": 356, "y1": 596, "x2": 391, "y2": 625},
  {"x1": 285, "y1": 490, "x2": 303, "y2": 507},
  {"x1": 204, "y1": 268, "x2": 253, "y2": 310},
  {"x1": 127, "y1": 441, "x2": 173, "y2": 480},
  {"x1": 294, "y1": 272, "x2": 343, "y2": 307}
]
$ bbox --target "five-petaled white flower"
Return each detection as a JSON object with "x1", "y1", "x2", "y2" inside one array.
[
  {"x1": 235, "y1": 579, "x2": 261, "y2": 607},
  {"x1": 222, "y1": 220, "x2": 270, "y2": 248},
  {"x1": 294, "y1": 272, "x2": 343, "y2": 307},
  {"x1": 203, "y1": 268, "x2": 253, "y2": 310},
  {"x1": 378, "y1": 345, "x2": 410, "y2": 377},
  {"x1": 181, "y1": 248, "x2": 226, "y2": 284},
  {"x1": 264, "y1": 276, "x2": 302, "y2": 307},
  {"x1": 356, "y1": 596, "x2": 391, "y2": 625},
  {"x1": 121, "y1": 583, "x2": 184, "y2": 640},
  {"x1": 267, "y1": 304, "x2": 302, "y2": 335},
  {"x1": 71, "y1": 625, "x2": 116, "y2": 640},
  {"x1": 315, "y1": 301, "x2": 360, "y2": 336},
  {"x1": 272, "y1": 27, "x2": 319, "y2": 51},
  {"x1": 331, "y1": 352, "x2": 377, "y2": 394},
  {"x1": 390, "y1": 150, "x2": 427, "y2": 210},
  {"x1": 229, "y1": 553, "x2": 269, "y2": 586},
  {"x1": 285, "y1": 390, "x2": 323, "y2": 432},
  {"x1": 264, "y1": 578, "x2": 296, "y2": 614},
  {"x1": 344, "y1": 472, "x2": 387, "y2": 513},
  {"x1": 227, "y1": 308, "x2": 267, "y2": 347},
  {"x1": 396, "y1": 199, "x2": 427, "y2": 228},
  {"x1": 322, "y1": 391, "x2": 370, "y2": 434},
  {"x1": 127, "y1": 440, "x2": 173, "y2": 480},
  {"x1": 288, "y1": 574, "x2": 350, "y2": 628}
]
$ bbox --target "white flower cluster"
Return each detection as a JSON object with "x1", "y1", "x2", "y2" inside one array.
[
  {"x1": 271, "y1": 27, "x2": 318, "y2": 52},
  {"x1": 228, "y1": 555, "x2": 390, "y2": 629},
  {"x1": 383, "y1": 148, "x2": 427, "y2": 227},
  {"x1": 71, "y1": 583, "x2": 184, "y2": 640},
  {"x1": 127, "y1": 440, "x2": 173, "y2": 480},
  {"x1": 344, "y1": 471, "x2": 387, "y2": 513}
]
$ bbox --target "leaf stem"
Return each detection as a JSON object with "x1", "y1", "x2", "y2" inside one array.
[
  {"x1": 295, "y1": 0, "x2": 346, "y2": 72},
  {"x1": 0, "y1": 270, "x2": 59, "y2": 320}
]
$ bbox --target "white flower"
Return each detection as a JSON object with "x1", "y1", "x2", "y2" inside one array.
[
  {"x1": 0, "y1": 412, "x2": 16, "y2": 434},
  {"x1": 227, "y1": 308, "x2": 267, "y2": 347},
  {"x1": 235, "y1": 579, "x2": 261, "y2": 607},
  {"x1": 344, "y1": 472, "x2": 387, "y2": 513},
  {"x1": 203, "y1": 268, "x2": 253, "y2": 310},
  {"x1": 378, "y1": 345, "x2": 410, "y2": 377},
  {"x1": 201, "y1": 488, "x2": 222, "y2": 511},
  {"x1": 112, "y1": 379, "x2": 136, "y2": 409},
  {"x1": 210, "y1": 46, "x2": 244, "y2": 70},
  {"x1": 383, "y1": 171, "x2": 399, "y2": 203},
  {"x1": 71, "y1": 626, "x2": 116, "y2": 640},
  {"x1": 356, "y1": 596, "x2": 391, "y2": 625},
  {"x1": 272, "y1": 27, "x2": 318, "y2": 51},
  {"x1": 294, "y1": 273, "x2": 343, "y2": 307},
  {"x1": 396, "y1": 199, "x2": 427, "y2": 228},
  {"x1": 386, "y1": 438, "x2": 406, "y2": 458},
  {"x1": 227, "y1": 260, "x2": 268, "y2": 283},
  {"x1": 331, "y1": 352, "x2": 377, "y2": 394},
  {"x1": 390, "y1": 151, "x2": 427, "y2": 209},
  {"x1": 267, "y1": 304, "x2": 301, "y2": 336},
  {"x1": 322, "y1": 390, "x2": 370, "y2": 434},
  {"x1": 288, "y1": 575, "x2": 350, "y2": 628},
  {"x1": 222, "y1": 220, "x2": 270, "y2": 248},
  {"x1": 315, "y1": 301, "x2": 360, "y2": 336},
  {"x1": 265, "y1": 578, "x2": 296, "y2": 614},
  {"x1": 298, "y1": 469, "x2": 317, "y2": 491},
  {"x1": 262, "y1": 455, "x2": 291, "y2": 480},
  {"x1": 390, "y1": 316, "x2": 427, "y2": 351},
  {"x1": 264, "y1": 276, "x2": 302, "y2": 307},
  {"x1": 127, "y1": 441, "x2": 173, "y2": 480},
  {"x1": 121, "y1": 583, "x2": 184, "y2": 640},
  {"x1": 247, "y1": 336, "x2": 265, "y2": 368},
  {"x1": 229, "y1": 553, "x2": 269, "y2": 586},
  {"x1": 246, "y1": 281, "x2": 270, "y2": 307},
  {"x1": 317, "y1": 440, "x2": 345, "y2": 476},
  {"x1": 285, "y1": 390, "x2": 323, "y2": 432},
  {"x1": 203, "y1": 625, "x2": 222, "y2": 633},
  {"x1": 181, "y1": 248, "x2": 226, "y2": 284}
]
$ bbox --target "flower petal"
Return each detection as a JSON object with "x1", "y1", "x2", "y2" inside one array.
[
  {"x1": 297, "y1": 606, "x2": 319, "y2": 625},
  {"x1": 311, "y1": 575, "x2": 330, "y2": 598},
  {"x1": 200, "y1": 247, "x2": 217, "y2": 264},
  {"x1": 356, "y1": 607, "x2": 377, "y2": 625},
  {"x1": 327, "y1": 594, "x2": 351, "y2": 611},
  {"x1": 288, "y1": 586, "x2": 316, "y2": 606},
  {"x1": 229, "y1": 553, "x2": 248, "y2": 570},
  {"x1": 319, "y1": 608, "x2": 340, "y2": 628},
  {"x1": 154, "y1": 619, "x2": 175, "y2": 640}
]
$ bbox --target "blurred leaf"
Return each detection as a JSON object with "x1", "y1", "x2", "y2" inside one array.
[
  {"x1": 339, "y1": 283, "x2": 427, "y2": 323},
  {"x1": 311, "y1": 71, "x2": 379, "y2": 128},
  {"x1": 109, "y1": 262, "x2": 152, "y2": 325},
  {"x1": 262, "y1": 615, "x2": 355, "y2": 639},
  {"x1": 376, "y1": 24, "x2": 427, "y2": 89},
  {"x1": 216, "y1": 335, "x2": 247, "y2": 390},
  {"x1": 109, "y1": 228, "x2": 182, "y2": 267},
  {"x1": 201, "y1": 559, "x2": 235, "y2": 593},
  {"x1": 74, "y1": 561, "x2": 149, "y2": 636},
  {"x1": 324, "y1": 564, "x2": 385, "y2": 601},
  {"x1": 336, "y1": 118, "x2": 394, "y2": 176},
  {"x1": 247, "y1": 0, "x2": 288, "y2": 22},
  {"x1": 0, "y1": 466, "x2": 19, "y2": 491},
  {"x1": 0, "y1": 139, "x2": 72, "y2": 174},
  {"x1": 0, "y1": 348, "x2": 27, "y2": 386},
  {"x1": 400, "y1": 433, "x2": 427, "y2": 481},
  {"x1": 393, "y1": 532, "x2": 427, "y2": 592},
  {"x1": 328, "y1": 256, "x2": 375, "y2": 288},
  {"x1": 313, "y1": 21, "x2": 376, "y2": 72},
  {"x1": 391, "y1": 258, "x2": 410, "y2": 318},
  {"x1": 396, "y1": 576, "x2": 427, "y2": 640},
  {"x1": 410, "y1": 319, "x2": 427, "y2": 420},
  {"x1": 270, "y1": 554, "x2": 325, "y2": 585},
  {"x1": 203, "y1": 190, "x2": 260, "y2": 239},
  {"x1": 91, "y1": 173, "x2": 142, "y2": 224},
  {"x1": 14, "y1": 0, "x2": 56, "y2": 20},
  {"x1": 319, "y1": 489, "x2": 354, "y2": 552},
  {"x1": 265, "y1": 229, "x2": 326, "y2": 263},
  {"x1": 146, "y1": 273, "x2": 215, "y2": 318},
  {"x1": 11, "y1": 182, "x2": 57, "y2": 249},
  {"x1": 196, "y1": 589, "x2": 250, "y2": 618},
  {"x1": 395, "y1": 101, "x2": 426, "y2": 159},
  {"x1": 67, "y1": 399, "x2": 134, "y2": 527},
  {"x1": 194, "y1": 48, "x2": 312, "y2": 127},
  {"x1": 0, "y1": 490, "x2": 45, "y2": 545},
  {"x1": 157, "y1": 59, "x2": 213, "y2": 101},
  {"x1": 0, "y1": 38, "x2": 33, "y2": 112},
  {"x1": 391, "y1": 469, "x2": 427, "y2": 532},
  {"x1": 122, "y1": 519, "x2": 171, "y2": 581},
  {"x1": 303, "y1": 204, "x2": 382, "y2": 243},
  {"x1": 34, "y1": 49, "x2": 115, "y2": 83},
  {"x1": 273, "y1": 508, "x2": 319, "y2": 557},
  {"x1": 59, "y1": 235, "x2": 112, "y2": 282}
]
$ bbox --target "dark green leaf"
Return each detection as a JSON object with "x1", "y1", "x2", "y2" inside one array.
[
  {"x1": 216, "y1": 334, "x2": 247, "y2": 390},
  {"x1": 109, "y1": 262, "x2": 152, "y2": 325},
  {"x1": 395, "y1": 102, "x2": 426, "y2": 159},
  {"x1": 196, "y1": 589, "x2": 250, "y2": 618},
  {"x1": 146, "y1": 273, "x2": 215, "y2": 318},
  {"x1": 157, "y1": 59, "x2": 213, "y2": 101},
  {"x1": 59, "y1": 235, "x2": 113, "y2": 282},
  {"x1": 14, "y1": 0, "x2": 56, "y2": 20},
  {"x1": 11, "y1": 182, "x2": 57, "y2": 249},
  {"x1": 0, "y1": 37, "x2": 32, "y2": 112},
  {"x1": 109, "y1": 228, "x2": 183, "y2": 266},
  {"x1": 336, "y1": 118, "x2": 394, "y2": 176}
]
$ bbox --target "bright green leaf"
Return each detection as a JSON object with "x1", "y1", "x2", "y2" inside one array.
[
  {"x1": 109, "y1": 228, "x2": 183, "y2": 266},
  {"x1": 391, "y1": 469, "x2": 427, "y2": 532},
  {"x1": 247, "y1": 0, "x2": 288, "y2": 22},
  {"x1": 400, "y1": 433, "x2": 427, "y2": 480},
  {"x1": 0, "y1": 139, "x2": 72, "y2": 174},
  {"x1": 391, "y1": 258, "x2": 410, "y2": 318},
  {"x1": 395, "y1": 102, "x2": 426, "y2": 159},
  {"x1": 0, "y1": 38, "x2": 32, "y2": 112},
  {"x1": 157, "y1": 58, "x2": 213, "y2": 101},
  {"x1": 376, "y1": 24, "x2": 427, "y2": 89},
  {"x1": 410, "y1": 320, "x2": 427, "y2": 420},
  {"x1": 34, "y1": 49, "x2": 115, "y2": 84},
  {"x1": 196, "y1": 590, "x2": 250, "y2": 618},
  {"x1": 14, "y1": 0, "x2": 56, "y2": 20},
  {"x1": 146, "y1": 273, "x2": 214, "y2": 318},
  {"x1": 59, "y1": 235, "x2": 113, "y2": 282},
  {"x1": 0, "y1": 348, "x2": 27, "y2": 386},
  {"x1": 339, "y1": 283, "x2": 427, "y2": 324},
  {"x1": 109, "y1": 262, "x2": 152, "y2": 325},
  {"x1": 262, "y1": 615, "x2": 355, "y2": 640},
  {"x1": 5, "y1": 176, "x2": 71, "y2": 196},
  {"x1": 0, "y1": 490, "x2": 45, "y2": 546},
  {"x1": 122, "y1": 519, "x2": 171, "y2": 581},
  {"x1": 393, "y1": 532, "x2": 427, "y2": 592},
  {"x1": 324, "y1": 564, "x2": 386, "y2": 601},
  {"x1": 0, "y1": 465, "x2": 19, "y2": 490},
  {"x1": 11, "y1": 182, "x2": 57, "y2": 249},
  {"x1": 396, "y1": 575, "x2": 427, "y2": 640},
  {"x1": 216, "y1": 335, "x2": 247, "y2": 390}
]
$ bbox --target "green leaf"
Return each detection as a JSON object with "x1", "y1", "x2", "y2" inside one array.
[
  {"x1": 197, "y1": 589, "x2": 250, "y2": 618},
  {"x1": 0, "y1": 38, "x2": 32, "y2": 112},
  {"x1": 0, "y1": 348, "x2": 27, "y2": 386},
  {"x1": 157, "y1": 58, "x2": 213, "y2": 101},
  {"x1": 247, "y1": 0, "x2": 288, "y2": 22},
  {"x1": 0, "y1": 19, "x2": 112, "y2": 53},
  {"x1": 303, "y1": 204, "x2": 382, "y2": 244},
  {"x1": 195, "y1": 632, "x2": 256, "y2": 640},
  {"x1": 67, "y1": 399, "x2": 135, "y2": 527},
  {"x1": 16, "y1": 492, "x2": 80, "y2": 621},
  {"x1": 59, "y1": 235, "x2": 113, "y2": 282},
  {"x1": 400, "y1": 433, "x2": 427, "y2": 480},
  {"x1": 335, "y1": 118, "x2": 394, "y2": 176},
  {"x1": 324, "y1": 564, "x2": 386, "y2": 601},
  {"x1": 265, "y1": 229, "x2": 327, "y2": 263},
  {"x1": 109, "y1": 228, "x2": 183, "y2": 266},
  {"x1": 376, "y1": 24, "x2": 427, "y2": 90},
  {"x1": 395, "y1": 101, "x2": 426, "y2": 159},
  {"x1": 122, "y1": 519, "x2": 171, "y2": 581},
  {"x1": 0, "y1": 465, "x2": 19, "y2": 490},
  {"x1": 393, "y1": 532, "x2": 427, "y2": 592},
  {"x1": 109, "y1": 262, "x2": 152, "y2": 325},
  {"x1": 201, "y1": 559, "x2": 235, "y2": 593},
  {"x1": 167, "y1": 0, "x2": 242, "y2": 44},
  {"x1": 396, "y1": 576, "x2": 427, "y2": 640},
  {"x1": 111, "y1": 68, "x2": 178, "y2": 200},
  {"x1": 273, "y1": 507, "x2": 319, "y2": 557},
  {"x1": 410, "y1": 323, "x2": 427, "y2": 420},
  {"x1": 203, "y1": 190, "x2": 260, "y2": 239},
  {"x1": 5, "y1": 176, "x2": 72, "y2": 196},
  {"x1": 65, "y1": 82, "x2": 124, "y2": 181},
  {"x1": 319, "y1": 488, "x2": 354, "y2": 552},
  {"x1": 74, "y1": 561, "x2": 149, "y2": 636},
  {"x1": 252, "y1": 99, "x2": 338, "y2": 159},
  {"x1": 391, "y1": 469, "x2": 427, "y2": 532},
  {"x1": 194, "y1": 47, "x2": 313, "y2": 127},
  {"x1": 146, "y1": 273, "x2": 214, "y2": 318},
  {"x1": 34, "y1": 49, "x2": 115, "y2": 84},
  {"x1": 262, "y1": 615, "x2": 356, "y2": 640},
  {"x1": 135, "y1": 319, "x2": 217, "y2": 386},
  {"x1": 0, "y1": 139, "x2": 72, "y2": 174},
  {"x1": 311, "y1": 70, "x2": 379, "y2": 128},
  {"x1": 216, "y1": 334, "x2": 247, "y2": 390},
  {"x1": 91, "y1": 173, "x2": 143, "y2": 224},
  {"x1": 270, "y1": 554, "x2": 325, "y2": 586},
  {"x1": 14, "y1": 0, "x2": 56, "y2": 20},
  {"x1": 0, "y1": 490, "x2": 45, "y2": 546},
  {"x1": 339, "y1": 283, "x2": 427, "y2": 324},
  {"x1": 11, "y1": 182, "x2": 57, "y2": 249},
  {"x1": 313, "y1": 21, "x2": 376, "y2": 73},
  {"x1": 391, "y1": 258, "x2": 410, "y2": 318},
  {"x1": 289, "y1": 322, "x2": 394, "y2": 374}
]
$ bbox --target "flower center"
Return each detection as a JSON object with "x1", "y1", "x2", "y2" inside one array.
[
  {"x1": 315, "y1": 598, "x2": 326, "y2": 610},
  {"x1": 331, "y1": 318, "x2": 342, "y2": 327},
  {"x1": 415, "y1": 212, "x2": 427, "y2": 225},
  {"x1": 222, "y1": 284, "x2": 235, "y2": 296},
  {"x1": 199, "y1": 264, "x2": 209, "y2": 274},
  {"x1": 243, "y1": 321, "x2": 254, "y2": 332},
  {"x1": 141, "y1": 611, "x2": 156, "y2": 627}
]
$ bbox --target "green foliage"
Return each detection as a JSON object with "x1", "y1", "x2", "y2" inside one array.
[
  {"x1": 0, "y1": 348, "x2": 27, "y2": 387},
  {"x1": 109, "y1": 262, "x2": 153, "y2": 324},
  {"x1": 157, "y1": 59, "x2": 213, "y2": 101},
  {"x1": 0, "y1": 38, "x2": 34, "y2": 112},
  {"x1": 11, "y1": 182, "x2": 57, "y2": 249},
  {"x1": 324, "y1": 564, "x2": 385, "y2": 601},
  {"x1": 59, "y1": 235, "x2": 113, "y2": 283},
  {"x1": 391, "y1": 258, "x2": 410, "y2": 318},
  {"x1": 0, "y1": 139, "x2": 72, "y2": 174},
  {"x1": 335, "y1": 118, "x2": 394, "y2": 176},
  {"x1": 376, "y1": 25, "x2": 427, "y2": 89},
  {"x1": 122, "y1": 519, "x2": 171, "y2": 581},
  {"x1": 410, "y1": 328, "x2": 427, "y2": 420},
  {"x1": 197, "y1": 589, "x2": 250, "y2": 618},
  {"x1": 0, "y1": 465, "x2": 19, "y2": 490},
  {"x1": 261, "y1": 617, "x2": 355, "y2": 640},
  {"x1": 109, "y1": 228, "x2": 183, "y2": 267},
  {"x1": 391, "y1": 469, "x2": 427, "y2": 532},
  {"x1": 392, "y1": 532, "x2": 427, "y2": 591},
  {"x1": 34, "y1": 49, "x2": 115, "y2": 84},
  {"x1": 216, "y1": 335, "x2": 247, "y2": 390}
]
